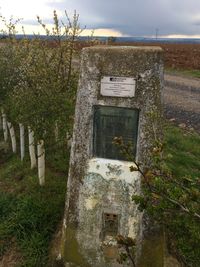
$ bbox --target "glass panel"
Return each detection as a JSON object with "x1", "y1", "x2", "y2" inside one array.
[{"x1": 93, "y1": 106, "x2": 139, "y2": 160}]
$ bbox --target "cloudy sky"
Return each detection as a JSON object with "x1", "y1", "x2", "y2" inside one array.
[{"x1": 1, "y1": 0, "x2": 200, "y2": 37}]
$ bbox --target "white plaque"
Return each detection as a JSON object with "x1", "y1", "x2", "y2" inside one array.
[{"x1": 100, "y1": 76, "x2": 136, "y2": 97}]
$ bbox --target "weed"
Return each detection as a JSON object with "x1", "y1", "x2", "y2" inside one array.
[{"x1": 0, "y1": 153, "x2": 66, "y2": 267}]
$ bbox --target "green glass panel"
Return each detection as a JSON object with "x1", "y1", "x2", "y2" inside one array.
[{"x1": 93, "y1": 106, "x2": 139, "y2": 160}]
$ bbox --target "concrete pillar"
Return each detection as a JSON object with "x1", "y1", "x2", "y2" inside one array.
[{"x1": 61, "y1": 46, "x2": 164, "y2": 267}]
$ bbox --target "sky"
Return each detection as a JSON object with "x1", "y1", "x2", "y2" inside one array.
[{"x1": 0, "y1": 0, "x2": 200, "y2": 38}]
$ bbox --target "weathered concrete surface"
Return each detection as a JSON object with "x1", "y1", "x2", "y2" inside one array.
[
  {"x1": 61, "y1": 46, "x2": 164, "y2": 267},
  {"x1": 76, "y1": 159, "x2": 141, "y2": 267}
]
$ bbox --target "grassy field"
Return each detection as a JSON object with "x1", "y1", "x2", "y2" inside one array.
[
  {"x1": 164, "y1": 124, "x2": 200, "y2": 266},
  {"x1": 0, "y1": 123, "x2": 199, "y2": 266},
  {"x1": 0, "y1": 145, "x2": 68, "y2": 267},
  {"x1": 165, "y1": 124, "x2": 200, "y2": 178}
]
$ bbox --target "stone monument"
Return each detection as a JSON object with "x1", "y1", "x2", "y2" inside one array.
[{"x1": 61, "y1": 46, "x2": 163, "y2": 267}]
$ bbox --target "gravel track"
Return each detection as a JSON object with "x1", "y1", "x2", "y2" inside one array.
[{"x1": 163, "y1": 73, "x2": 200, "y2": 133}]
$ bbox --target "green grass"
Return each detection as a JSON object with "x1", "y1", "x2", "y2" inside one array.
[
  {"x1": 166, "y1": 68, "x2": 200, "y2": 78},
  {"x1": 0, "y1": 124, "x2": 199, "y2": 266},
  {"x1": 164, "y1": 124, "x2": 200, "y2": 266},
  {"x1": 165, "y1": 124, "x2": 200, "y2": 178},
  {"x1": 0, "y1": 150, "x2": 67, "y2": 267}
]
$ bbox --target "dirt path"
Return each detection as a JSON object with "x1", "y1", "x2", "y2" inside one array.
[{"x1": 163, "y1": 73, "x2": 200, "y2": 133}]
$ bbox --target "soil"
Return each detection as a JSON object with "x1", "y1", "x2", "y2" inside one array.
[
  {"x1": 132, "y1": 43, "x2": 200, "y2": 70},
  {"x1": 0, "y1": 241, "x2": 22, "y2": 267},
  {"x1": 111, "y1": 42, "x2": 200, "y2": 70},
  {"x1": 78, "y1": 42, "x2": 200, "y2": 70}
]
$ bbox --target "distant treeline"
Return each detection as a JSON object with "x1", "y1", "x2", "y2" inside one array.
[{"x1": 1, "y1": 33, "x2": 200, "y2": 44}]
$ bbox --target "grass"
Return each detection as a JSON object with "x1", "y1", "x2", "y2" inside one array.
[
  {"x1": 165, "y1": 124, "x2": 200, "y2": 178},
  {"x1": 164, "y1": 124, "x2": 200, "y2": 266},
  {"x1": 0, "y1": 124, "x2": 199, "y2": 266},
  {"x1": 166, "y1": 68, "x2": 200, "y2": 79},
  {"x1": 0, "y1": 146, "x2": 68, "y2": 267}
]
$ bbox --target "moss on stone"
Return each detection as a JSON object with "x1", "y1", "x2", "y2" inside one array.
[
  {"x1": 138, "y1": 231, "x2": 165, "y2": 267},
  {"x1": 63, "y1": 227, "x2": 91, "y2": 267}
]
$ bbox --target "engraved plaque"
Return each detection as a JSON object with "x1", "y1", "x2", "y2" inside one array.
[
  {"x1": 100, "y1": 76, "x2": 136, "y2": 97},
  {"x1": 93, "y1": 106, "x2": 139, "y2": 160}
]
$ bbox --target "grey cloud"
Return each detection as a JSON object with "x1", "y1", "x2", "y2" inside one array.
[
  {"x1": 45, "y1": 0, "x2": 200, "y2": 36},
  {"x1": 22, "y1": 18, "x2": 54, "y2": 26},
  {"x1": 193, "y1": 20, "x2": 200, "y2": 26}
]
